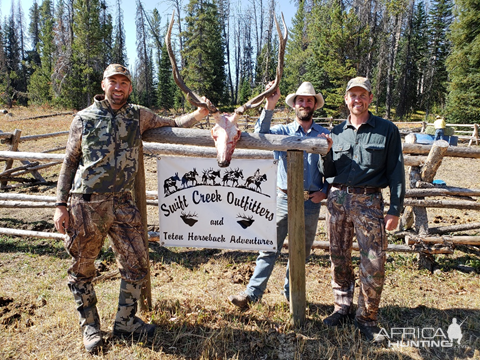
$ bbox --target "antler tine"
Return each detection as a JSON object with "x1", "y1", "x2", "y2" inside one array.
[
  {"x1": 166, "y1": 12, "x2": 217, "y2": 112},
  {"x1": 235, "y1": 12, "x2": 288, "y2": 115}
]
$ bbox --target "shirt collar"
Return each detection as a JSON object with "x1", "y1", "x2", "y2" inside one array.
[
  {"x1": 344, "y1": 111, "x2": 376, "y2": 129},
  {"x1": 292, "y1": 119, "x2": 317, "y2": 134}
]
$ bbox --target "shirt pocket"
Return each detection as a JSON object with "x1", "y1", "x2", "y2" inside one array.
[
  {"x1": 332, "y1": 143, "x2": 352, "y2": 162},
  {"x1": 362, "y1": 144, "x2": 385, "y2": 166}
]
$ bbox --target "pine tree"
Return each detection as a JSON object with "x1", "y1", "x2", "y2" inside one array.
[
  {"x1": 157, "y1": 40, "x2": 175, "y2": 111},
  {"x1": 237, "y1": 14, "x2": 254, "y2": 105},
  {"x1": 99, "y1": 0, "x2": 113, "y2": 70},
  {"x1": 182, "y1": 0, "x2": 226, "y2": 106},
  {"x1": 254, "y1": 4, "x2": 278, "y2": 94},
  {"x1": 112, "y1": 0, "x2": 127, "y2": 66},
  {"x1": 282, "y1": 0, "x2": 308, "y2": 95},
  {"x1": 306, "y1": 0, "x2": 369, "y2": 117},
  {"x1": 51, "y1": 0, "x2": 74, "y2": 104},
  {"x1": 67, "y1": 0, "x2": 104, "y2": 108},
  {"x1": 445, "y1": 0, "x2": 479, "y2": 123},
  {"x1": 3, "y1": 5, "x2": 22, "y2": 107},
  {"x1": 28, "y1": 0, "x2": 56, "y2": 104},
  {"x1": 134, "y1": 0, "x2": 154, "y2": 107},
  {"x1": 16, "y1": 1, "x2": 29, "y2": 105},
  {"x1": 422, "y1": 0, "x2": 452, "y2": 117},
  {"x1": 28, "y1": 0, "x2": 41, "y2": 67},
  {"x1": 395, "y1": 1, "x2": 429, "y2": 119}
]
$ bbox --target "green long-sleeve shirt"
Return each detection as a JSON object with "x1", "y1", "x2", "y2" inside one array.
[{"x1": 323, "y1": 112, "x2": 405, "y2": 217}]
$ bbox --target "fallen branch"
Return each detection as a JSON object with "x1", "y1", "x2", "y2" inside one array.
[
  {"x1": 12, "y1": 161, "x2": 62, "y2": 176},
  {"x1": 14, "y1": 112, "x2": 73, "y2": 121},
  {"x1": 0, "y1": 162, "x2": 40, "y2": 177},
  {"x1": 0, "y1": 177, "x2": 36, "y2": 183}
]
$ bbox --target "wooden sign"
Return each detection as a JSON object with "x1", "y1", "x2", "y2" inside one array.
[{"x1": 157, "y1": 156, "x2": 278, "y2": 251}]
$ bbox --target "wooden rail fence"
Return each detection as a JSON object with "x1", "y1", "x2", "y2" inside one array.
[{"x1": 1, "y1": 119, "x2": 479, "y2": 324}]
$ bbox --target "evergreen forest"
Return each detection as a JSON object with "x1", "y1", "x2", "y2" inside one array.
[{"x1": 2, "y1": 0, "x2": 480, "y2": 123}]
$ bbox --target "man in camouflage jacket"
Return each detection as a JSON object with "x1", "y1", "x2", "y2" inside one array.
[{"x1": 53, "y1": 64, "x2": 210, "y2": 353}]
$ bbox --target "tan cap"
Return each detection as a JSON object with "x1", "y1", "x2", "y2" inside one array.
[
  {"x1": 103, "y1": 64, "x2": 131, "y2": 82},
  {"x1": 346, "y1": 77, "x2": 371, "y2": 92},
  {"x1": 285, "y1": 82, "x2": 324, "y2": 110}
]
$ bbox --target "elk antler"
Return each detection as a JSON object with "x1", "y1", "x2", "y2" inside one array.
[
  {"x1": 165, "y1": 11, "x2": 218, "y2": 113},
  {"x1": 235, "y1": 13, "x2": 288, "y2": 115}
]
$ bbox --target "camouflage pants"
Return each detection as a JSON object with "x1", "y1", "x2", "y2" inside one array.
[
  {"x1": 326, "y1": 188, "x2": 386, "y2": 326},
  {"x1": 65, "y1": 192, "x2": 149, "y2": 284}
]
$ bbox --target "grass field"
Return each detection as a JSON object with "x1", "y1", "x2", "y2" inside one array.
[{"x1": 0, "y1": 106, "x2": 479, "y2": 359}]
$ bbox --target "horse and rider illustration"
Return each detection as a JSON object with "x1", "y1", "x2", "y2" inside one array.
[
  {"x1": 244, "y1": 169, "x2": 268, "y2": 192},
  {"x1": 163, "y1": 167, "x2": 268, "y2": 196}
]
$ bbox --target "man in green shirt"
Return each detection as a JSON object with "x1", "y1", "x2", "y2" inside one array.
[{"x1": 322, "y1": 77, "x2": 405, "y2": 342}]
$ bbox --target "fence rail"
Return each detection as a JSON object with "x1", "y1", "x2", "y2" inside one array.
[{"x1": 1, "y1": 125, "x2": 479, "y2": 324}]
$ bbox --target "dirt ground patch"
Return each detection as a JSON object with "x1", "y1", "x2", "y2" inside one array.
[{"x1": 0, "y1": 106, "x2": 479, "y2": 359}]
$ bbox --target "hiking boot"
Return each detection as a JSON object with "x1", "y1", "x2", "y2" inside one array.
[
  {"x1": 113, "y1": 316, "x2": 157, "y2": 341},
  {"x1": 354, "y1": 319, "x2": 386, "y2": 342},
  {"x1": 83, "y1": 323, "x2": 103, "y2": 353},
  {"x1": 228, "y1": 292, "x2": 253, "y2": 309},
  {"x1": 323, "y1": 311, "x2": 354, "y2": 327}
]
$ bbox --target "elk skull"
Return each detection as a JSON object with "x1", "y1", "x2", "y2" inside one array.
[{"x1": 166, "y1": 11, "x2": 288, "y2": 167}]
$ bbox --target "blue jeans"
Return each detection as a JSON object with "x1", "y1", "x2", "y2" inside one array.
[
  {"x1": 434, "y1": 129, "x2": 444, "y2": 141},
  {"x1": 245, "y1": 192, "x2": 321, "y2": 301}
]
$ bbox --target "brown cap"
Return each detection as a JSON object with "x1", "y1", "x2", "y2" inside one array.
[
  {"x1": 346, "y1": 77, "x2": 371, "y2": 93},
  {"x1": 103, "y1": 64, "x2": 131, "y2": 82}
]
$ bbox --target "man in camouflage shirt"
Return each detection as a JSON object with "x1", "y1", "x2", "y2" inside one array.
[
  {"x1": 53, "y1": 64, "x2": 210, "y2": 353},
  {"x1": 322, "y1": 77, "x2": 405, "y2": 342}
]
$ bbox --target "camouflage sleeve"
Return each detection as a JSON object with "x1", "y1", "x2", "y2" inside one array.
[
  {"x1": 173, "y1": 112, "x2": 200, "y2": 128},
  {"x1": 138, "y1": 106, "x2": 200, "y2": 133},
  {"x1": 139, "y1": 107, "x2": 176, "y2": 134},
  {"x1": 56, "y1": 117, "x2": 82, "y2": 203}
]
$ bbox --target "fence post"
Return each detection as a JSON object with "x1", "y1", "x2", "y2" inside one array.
[
  {"x1": 1, "y1": 129, "x2": 21, "y2": 189},
  {"x1": 287, "y1": 150, "x2": 306, "y2": 326},
  {"x1": 134, "y1": 143, "x2": 152, "y2": 311},
  {"x1": 469, "y1": 124, "x2": 479, "y2": 147}
]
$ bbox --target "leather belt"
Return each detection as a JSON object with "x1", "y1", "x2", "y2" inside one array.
[
  {"x1": 278, "y1": 188, "x2": 316, "y2": 201},
  {"x1": 332, "y1": 184, "x2": 381, "y2": 195}
]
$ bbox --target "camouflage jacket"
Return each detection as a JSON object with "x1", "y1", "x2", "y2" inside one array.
[{"x1": 56, "y1": 95, "x2": 200, "y2": 202}]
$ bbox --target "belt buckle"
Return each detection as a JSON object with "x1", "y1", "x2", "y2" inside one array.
[
  {"x1": 346, "y1": 186, "x2": 354, "y2": 194},
  {"x1": 304, "y1": 191, "x2": 310, "y2": 201}
]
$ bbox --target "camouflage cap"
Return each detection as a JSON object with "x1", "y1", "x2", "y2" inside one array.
[
  {"x1": 103, "y1": 64, "x2": 131, "y2": 82},
  {"x1": 346, "y1": 77, "x2": 371, "y2": 93}
]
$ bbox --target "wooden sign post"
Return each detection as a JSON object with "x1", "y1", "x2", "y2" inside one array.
[
  {"x1": 134, "y1": 144, "x2": 152, "y2": 311},
  {"x1": 287, "y1": 150, "x2": 306, "y2": 326}
]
